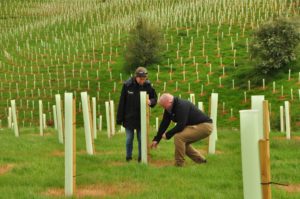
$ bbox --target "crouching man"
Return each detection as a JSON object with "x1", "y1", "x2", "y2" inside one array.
[{"x1": 151, "y1": 93, "x2": 213, "y2": 167}]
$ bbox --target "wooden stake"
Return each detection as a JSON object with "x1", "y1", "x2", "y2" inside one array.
[
  {"x1": 260, "y1": 100, "x2": 271, "y2": 199},
  {"x1": 259, "y1": 140, "x2": 271, "y2": 199},
  {"x1": 263, "y1": 101, "x2": 270, "y2": 139}
]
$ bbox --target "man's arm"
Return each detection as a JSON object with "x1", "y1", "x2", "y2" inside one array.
[
  {"x1": 165, "y1": 104, "x2": 189, "y2": 139},
  {"x1": 148, "y1": 84, "x2": 157, "y2": 107},
  {"x1": 116, "y1": 85, "x2": 126, "y2": 125},
  {"x1": 152, "y1": 110, "x2": 171, "y2": 143}
]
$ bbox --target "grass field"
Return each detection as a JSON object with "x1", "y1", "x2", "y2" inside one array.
[
  {"x1": 0, "y1": 127, "x2": 300, "y2": 198},
  {"x1": 0, "y1": 0, "x2": 300, "y2": 198}
]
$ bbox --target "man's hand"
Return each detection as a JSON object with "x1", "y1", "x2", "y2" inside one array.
[
  {"x1": 151, "y1": 141, "x2": 158, "y2": 149},
  {"x1": 148, "y1": 99, "x2": 151, "y2": 106}
]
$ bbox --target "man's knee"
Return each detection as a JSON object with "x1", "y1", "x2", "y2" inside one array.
[
  {"x1": 199, "y1": 123, "x2": 213, "y2": 138},
  {"x1": 206, "y1": 123, "x2": 213, "y2": 135},
  {"x1": 174, "y1": 133, "x2": 183, "y2": 144}
]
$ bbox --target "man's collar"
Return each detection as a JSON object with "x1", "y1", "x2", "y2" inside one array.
[{"x1": 166, "y1": 97, "x2": 176, "y2": 113}]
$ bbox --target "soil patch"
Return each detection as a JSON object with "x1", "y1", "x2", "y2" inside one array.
[
  {"x1": 110, "y1": 161, "x2": 127, "y2": 167},
  {"x1": 276, "y1": 184, "x2": 300, "y2": 193},
  {"x1": 272, "y1": 136, "x2": 300, "y2": 141},
  {"x1": 44, "y1": 182, "x2": 144, "y2": 198},
  {"x1": 198, "y1": 149, "x2": 224, "y2": 155},
  {"x1": 150, "y1": 159, "x2": 173, "y2": 167},
  {"x1": 51, "y1": 150, "x2": 117, "y2": 157},
  {"x1": 50, "y1": 150, "x2": 64, "y2": 157},
  {"x1": 0, "y1": 164, "x2": 14, "y2": 175},
  {"x1": 77, "y1": 150, "x2": 116, "y2": 155},
  {"x1": 30, "y1": 132, "x2": 52, "y2": 136}
]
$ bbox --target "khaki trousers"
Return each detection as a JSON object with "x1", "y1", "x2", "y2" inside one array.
[{"x1": 173, "y1": 122, "x2": 213, "y2": 166}]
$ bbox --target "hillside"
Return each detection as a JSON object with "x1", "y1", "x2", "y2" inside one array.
[{"x1": 0, "y1": 0, "x2": 299, "y2": 130}]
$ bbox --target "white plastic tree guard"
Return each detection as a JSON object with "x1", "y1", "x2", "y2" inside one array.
[
  {"x1": 105, "y1": 101, "x2": 112, "y2": 138},
  {"x1": 81, "y1": 92, "x2": 94, "y2": 155},
  {"x1": 11, "y1": 100, "x2": 19, "y2": 137},
  {"x1": 8, "y1": 107, "x2": 12, "y2": 128},
  {"x1": 64, "y1": 93, "x2": 76, "y2": 196},
  {"x1": 155, "y1": 117, "x2": 159, "y2": 132},
  {"x1": 251, "y1": 95, "x2": 265, "y2": 140},
  {"x1": 198, "y1": 101, "x2": 204, "y2": 111},
  {"x1": 284, "y1": 101, "x2": 291, "y2": 140},
  {"x1": 240, "y1": 110, "x2": 262, "y2": 199},
  {"x1": 109, "y1": 100, "x2": 116, "y2": 135},
  {"x1": 43, "y1": 113, "x2": 47, "y2": 129},
  {"x1": 92, "y1": 97, "x2": 97, "y2": 139},
  {"x1": 120, "y1": 126, "x2": 125, "y2": 133},
  {"x1": 280, "y1": 106, "x2": 284, "y2": 133},
  {"x1": 39, "y1": 100, "x2": 43, "y2": 136},
  {"x1": 55, "y1": 94, "x2": 64, "y2": 144},
  {"x1": 53, "y1": 105, "x2": 58, "y2": 130},
  {"x1": 208, "y1": 93, "x2": 218, "y2": 154},
  {"x1": 140, "y1": 91, "x2": 149, "y2": 164},
  {"x1": 189, "y1": 93, "x2": 195, "y2": 105},
  {"x1": 98, "y1": 115, "x2": 102, "y2": 132}
]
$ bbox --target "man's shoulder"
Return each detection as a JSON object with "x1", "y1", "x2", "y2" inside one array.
[
  {"x1": 176, "y1": 98, "x2": 192, "y2": 108},
  {"x1": 124, "y1": 78, "x2": 134, "y2": 87},
  {"x1": 144, "y1": 80, "x2": 153, "y2": 87}
]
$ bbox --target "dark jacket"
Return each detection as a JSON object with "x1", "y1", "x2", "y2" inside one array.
[
  {"x1": 153, "y1": 97, "x2": 212, "y2": 143},
  {"x1": 117, "y1": 77, "x2": 157, "y2": 130}
]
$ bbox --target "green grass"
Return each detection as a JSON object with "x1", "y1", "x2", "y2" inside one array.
[
  {"x1": 0, "y1": 1, "x2": 300, "y2": 198},
  {"x1": 0, "y1": 0, "x2": 299, "y2": 130},
  {"x1": 0, "y1": 127, "x2": 299, "y2": 198}
]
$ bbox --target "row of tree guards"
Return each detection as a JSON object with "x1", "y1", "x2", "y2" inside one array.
[
  {"x1": 5, "y1": 92, "x2": 293, "y2": 197},
  {"x1": 1, "y1": 74, "x2": 299, "y2": 130},
  {"x1": 6, "y1": 92, "x2": 292, "y2": 141}
]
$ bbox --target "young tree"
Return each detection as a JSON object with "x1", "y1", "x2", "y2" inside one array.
[
  {"x1": 124, "y1": 18, "x2": 163, "y2": 72},
  {"x1": 250, "y1": 19, "x2": 300, "y2": 74}
]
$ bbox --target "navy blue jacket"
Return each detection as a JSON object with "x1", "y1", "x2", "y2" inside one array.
[
  {"x1": 153, "y1": 97, "x2": 212, "y2": 143},
  {"x1": 117, "y1": 77, "x2": 157, "y2": 130}
]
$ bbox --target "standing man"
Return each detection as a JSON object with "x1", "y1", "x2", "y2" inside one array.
[
  {"x1": 117, "y1": 67, "x2": 157, "y2": 162},
  {"x1": 151, "y1": 93, "x2": 213, "y2": 167}
]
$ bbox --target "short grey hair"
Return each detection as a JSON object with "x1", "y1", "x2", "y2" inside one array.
[{"x1": 158, "y1": 93, "x2": 174, "y2": 105}]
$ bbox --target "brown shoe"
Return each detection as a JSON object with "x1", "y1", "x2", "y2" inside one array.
[
  {"x1": 195, "y1": 159, "x2": 207, "y2": 164},
  {"x1": 175, "y1": 161, "x2": 184, "y2": 167}
]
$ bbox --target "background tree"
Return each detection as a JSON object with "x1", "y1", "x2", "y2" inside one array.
[
  {"x1": 235, "y1": 18, "x2": 300, "y2": 87},
  {"x1": 250, "y1": 18, "x2": 300, "y2": 74},
  {"x1": 124, "y1": 18, "x2": 163, "y2": 72}
]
